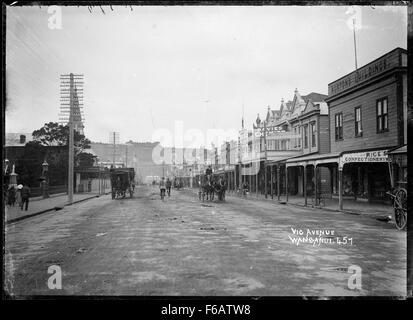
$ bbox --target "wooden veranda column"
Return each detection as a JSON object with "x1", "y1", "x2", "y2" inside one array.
[
  {"x1": 304, "y1": 165, "x2": 307, "y2": 206},
  {"x1": 314, "y1": 165, "x2": 319, "y2": 206},
  {"x1": 270, "y1": 165, "x2": 274, "y2": 200},
  {"x1": 255, "y1": 162, "x2": 258, "y2": 198},
  {"x1": 277, "y1": 165, "x2": 281, "y2": 201},
  {"x1": 249, "y1": 164, "x2": 252, "y2": 195},
  {"x1": 264, "y1": 164, "x2": 268, "y2": 198},
  {"x1": 338, "y1": 166, "x2": 343, "y2": 210},
  {"x1": 285, "y1": 166, "x2": 289, "y2": 202}
]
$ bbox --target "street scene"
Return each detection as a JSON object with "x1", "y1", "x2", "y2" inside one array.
[
  {"x1": 5, "y1": 186, "x2": 406, "y2": 296},
  {"x1": 4, "y1": 5, "x2": 408, "y2": 298}
]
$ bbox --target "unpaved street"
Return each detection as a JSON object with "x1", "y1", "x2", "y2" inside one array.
[{"x1": 5, "y1": 186, "x2": 406, "y2": 296}]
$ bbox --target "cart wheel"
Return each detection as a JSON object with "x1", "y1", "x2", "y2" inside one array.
[{"x1": 394, "y1": 188, "x2": 407, "y2": 231}]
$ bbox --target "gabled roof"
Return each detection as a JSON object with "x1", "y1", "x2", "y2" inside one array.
[
  {"x1": 302, "y1": 100, "x2": 319, "y2": 115},
  {"x1": 301, "y1": 92, "x2": 328, "y2": 103},
  {"x1": 291, "y1": 89, "x2": 307, "y2": 117},
  {"x1": 271, "y1": 110, "x2": 281, "y2": 117},
  {"x1": 279, "y1": 99, "x2": 292, "y2": 116}
]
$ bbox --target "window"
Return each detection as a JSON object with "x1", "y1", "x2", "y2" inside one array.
[
  {"x1": 355, "y1": 106, "x2": 362, "y2": 137},
  {"x1": 311, "y1": 122, "x2": 316, "y2": 148},
  {"x1": 298, "y1": 127, "x2": 301, "y2": 148},
  {"x1": 335, "y1": 113, "x2": 343, "y2": 141},
  {"x1": 377, "y1": 98, "x2": 388, "y2": 133},
  {"x1": 294, "y1": 127, "x2": 297, "y2": 148},
  {"x1": 304, "y1": 125, "x2": 308, "y2": 148}
]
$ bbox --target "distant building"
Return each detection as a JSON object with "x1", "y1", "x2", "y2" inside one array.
[{"x1": 5, "y1": 133, "x2": 33, "y2": 147}]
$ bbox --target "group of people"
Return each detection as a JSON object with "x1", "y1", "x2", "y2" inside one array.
[
  {"x1": 4, "y1": 183, "x2": 31, "y2": 211},
  {"x1": 198, "y1": 174, "x2": 228, "y2": 201},
  {"x1": 159, "y1": 177, "x2": 172, "y2": 199}
]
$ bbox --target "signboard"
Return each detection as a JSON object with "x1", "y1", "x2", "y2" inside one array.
[
  {"x1": 257, "y1": 126, "x2": 286, "y2": 137},
  {"x1": 328, "y1": 49, "x2": 401, "y2": 96},
  {"x1": 340, "y1": 150, "x2": 388, "y2": 169}
]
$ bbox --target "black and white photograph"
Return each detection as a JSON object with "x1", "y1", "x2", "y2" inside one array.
[{"x1": 2, "y1": 1, "x2": 410, "y2": 304}]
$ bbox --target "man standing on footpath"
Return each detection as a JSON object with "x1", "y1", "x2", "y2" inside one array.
[{"x1": 21, "y1": 184, "x2": 31, "y2": 211}]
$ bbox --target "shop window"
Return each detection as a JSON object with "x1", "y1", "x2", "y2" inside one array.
[
  {"x1": 311, "y1": 122, "x2": 316, "y2": 148},
  {"x1": 377, "y1": 97, "x2": 388, "y2": 133},
  {"x1": 335, "y1": 113, "x2": 343, "y2": 141},
  {"x1": 355, "y1": 106, "x2": 362, "y2": 137}
]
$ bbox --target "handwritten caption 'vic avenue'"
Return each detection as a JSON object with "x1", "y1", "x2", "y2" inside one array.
[{"x1": 288, "y1": 227, "x2": 353, "y2": 247}]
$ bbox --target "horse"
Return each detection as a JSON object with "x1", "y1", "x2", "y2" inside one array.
[
  {"x1": 200, "y1": 175, "x2": 215, "y2": 202},
  {"x1": 213, "y1": 180, "x2": 223, "y2": 201}
]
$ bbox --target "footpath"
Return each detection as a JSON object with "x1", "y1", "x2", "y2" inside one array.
[
  {"x1": 185, "y1": 187, "x2": 395, "y2": 225},
  {"x1": 5, "y1": 192, "x2": 105, "y2": 224}
]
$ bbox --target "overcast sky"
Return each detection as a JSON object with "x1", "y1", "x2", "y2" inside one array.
[{"x1": 6, "y1": 5, "x2": 407, "y2": 145}]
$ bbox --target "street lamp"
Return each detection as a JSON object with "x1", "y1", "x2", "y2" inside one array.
[
  {"x1": 4, "y1": 159, "x2": 10, "y2": 185},
  {"x1": 41, "y1": 160, "x2": 49, "y2": 198}
]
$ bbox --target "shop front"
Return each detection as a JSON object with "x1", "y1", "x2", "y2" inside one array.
[{"x1": 286, "y1": 153, "x2": 338, "y2": 207}]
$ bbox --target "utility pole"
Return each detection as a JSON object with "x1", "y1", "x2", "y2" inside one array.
[
  {"x1": 109, "y1": 132, "x2": 119, "y2": 167},
  {"x1": 125, "y1": 144, "x2": 128, "y2": 167},
  {"x1": 60, "y1": 73, "x2": 83, "y2": 205},
  {"x1": 264, "y1": 120, "x2": 268, "y2": 198},
  {"x1": 353, "y1": 17, "x2": 358, "y2": 70}
]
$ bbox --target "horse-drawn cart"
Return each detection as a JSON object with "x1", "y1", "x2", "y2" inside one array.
[
  {"x1": 386, "y1": 145, "x2": 407, "y2": 230},
  {"x1": 110, "y1": 167, "x2": 135, "y2": 199},
  {"x1": 198, "y1": 171, "x2": 227, "y2": 202}
]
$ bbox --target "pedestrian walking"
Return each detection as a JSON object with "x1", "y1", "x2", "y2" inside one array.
[
  {"x1": 242, "y1": 181, "x2": 249, "y2": 198},
  {"x1": 21, "y1": 184, "x2": 31, "y2": 211},
  {"x1": 16, "y1": 184, "x2": 23, "y2": 208},
  {"x1": 159, "y1": 177, "x2": 166, "y2": 200},
  {"x1": 7, "y1": 186, "x2": 16, "y2": 206},
  {"x1": 166, "y1": 178, "x2": 172, "y2": 197}
]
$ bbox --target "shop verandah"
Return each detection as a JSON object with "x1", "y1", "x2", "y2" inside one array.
[
  {"x1": 282, "y1": 150, "x2": 393, "y2": 214},
  {"x1": 224, "y1": 152, "x2": 394, "y2": 216}
]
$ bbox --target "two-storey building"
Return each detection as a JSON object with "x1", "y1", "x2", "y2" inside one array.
[
  {"x1": 284, "y1": 90, "x2": 329, "y2": 205},
  {"x1": 318, "y1": 47, "x2": 407, "y2": 209}
]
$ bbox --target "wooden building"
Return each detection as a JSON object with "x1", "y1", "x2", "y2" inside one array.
[{"x1": 321, "y1": 47, "x2": 407, "y2": 208}]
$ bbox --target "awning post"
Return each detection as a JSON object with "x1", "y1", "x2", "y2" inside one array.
[
  {"x1": 286, "y1": 166, "x2": 289, "y2": 202},
  {"x1": 338, "y1": 166, "x2": 343, "y2": 210},
  {"x1": 303, "y1": 165, "x2": 307, "y2": 206},
  {"x1": 277, "y1": 165, "x2": 281, "y2": 201}
]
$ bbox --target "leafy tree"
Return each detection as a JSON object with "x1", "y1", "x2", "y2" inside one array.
[
  {"x1": 32, "y1": 122, "x2": 92, "y2": 160},
  {"x1": 77, "y1": 152, "x2": 97, "y2": 167}
]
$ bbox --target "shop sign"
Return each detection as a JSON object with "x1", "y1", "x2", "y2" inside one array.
[
  {"x1": 257, "y1": 126, "x2": 286, "y2": 137},
  {"x1": 328, "y1": 50, "x2": 400, "y2": 96},
  {"x1": 340, "y1": 150, "x2": 388, "y2": 168}
]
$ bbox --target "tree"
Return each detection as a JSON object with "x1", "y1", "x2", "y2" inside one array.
[
  {"x1": 32, "y1": 122, "x2": 92, "y2": 159},
  {"x1": 77, "y1": 152, "x2": 97, "y2": 167}
]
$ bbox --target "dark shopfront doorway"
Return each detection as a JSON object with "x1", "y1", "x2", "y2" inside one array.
[
  {"x1": 287, "y1": 165, "x2": 315, "y2": 197},
  {"x1": 341, "y1": 162, "x2": 391, "y2": 203}
]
